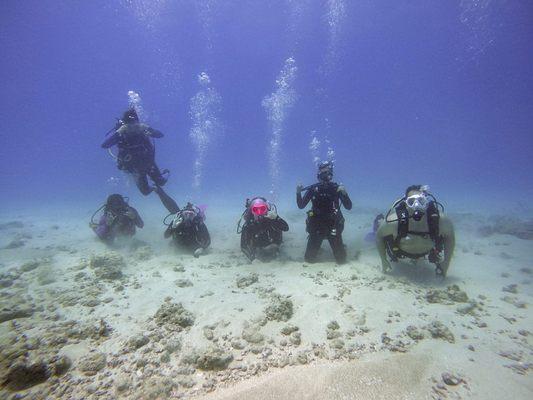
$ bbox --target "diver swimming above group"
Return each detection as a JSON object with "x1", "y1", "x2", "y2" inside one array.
[
  {"x1": 101, "y1": 108, "x2": 179, "y2": 214},
  {"x1": 92, "y1": 107, "x2": 456, "y2": 278}
]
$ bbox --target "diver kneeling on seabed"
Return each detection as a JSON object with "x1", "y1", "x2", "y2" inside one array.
[
  {"x1": 238, "y1": 197, "x2": 289, "y2": 262},
  {"x1": 297, "y1": 161, "x2": 352, "y2": 264},
  {"x1": 374, "y1": 185, "x2": 455, "y2": 277},
  {"x1": 164, "y1": 203, "x2": 211, "y2": 258},
  {"x1": 90, "y1": 194, "x2": 144, "y2": 244},
  {"x1": 101, "y1": 108, "x2": 179, "y2": 214}
]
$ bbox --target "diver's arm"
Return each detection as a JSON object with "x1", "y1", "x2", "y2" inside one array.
[
  {"x1": 197, "y1": 223, "x2": 211, "y2": 248},
  {"x1": 375, "y1": 222, "x2": 395, "y2": 272},
  {"x1": 338, "y1": 188, "x2": 352, "y2": 210},
  {"x1": 439, "y1": 216, "x2": 455, "y2": 276},
  {"x1": 273, "y1": 217, "x2": 289, "y2": 232},
  {"x1": 240, "y1": 225, "x2": 252, "y2": 250},
  {"x1": 297, "y1": 188, "x2": 313, "y2": 209},
  {"x1": 101, "y1": 132, "x2": 120, "y2": 148},
  {"x1": 145, "y1": 126, "x2": 164, "y2": 138},
  {"x1": 131, "y1": 208, "x2": 144, "y2": 228},
  {"x1": 93, "y1": 215, "x2": 110, "y2": 239}
]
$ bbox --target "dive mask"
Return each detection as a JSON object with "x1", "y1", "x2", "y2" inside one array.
[
  {"x1": 181, "y1": 209, "x2": 196, "y2": 222},
  {"x1": 250, "y1": 198, "x2": 269, "y2": 217},
  {"x1": 317, "y1": 161, "x2": 333, "y2": 182},
  {"x1": 405, "y1": 193, "x2": 429, "y2": 221}
]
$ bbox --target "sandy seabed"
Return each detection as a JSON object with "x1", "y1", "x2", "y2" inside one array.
[{"x1": 0, "y1": 206, "x2": 531, "y2": 400}]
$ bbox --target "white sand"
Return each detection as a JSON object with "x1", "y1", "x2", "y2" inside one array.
[{"x1": 0, "y1": 206, "x2": 531, "y2": 399}]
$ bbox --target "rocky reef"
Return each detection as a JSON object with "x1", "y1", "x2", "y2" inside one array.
[
  {"x1": 264, "y1": 295, "x2": 293, "y2": 322},
  {"x1": 89, "y1": 252, "x2": 125, "y2": 280},
  {"x1": 153, "y1": 301, "x2": 195, "y2": 331},
  {"x1": 478, "y1": 217, "x2": 533, "y2": 240}
]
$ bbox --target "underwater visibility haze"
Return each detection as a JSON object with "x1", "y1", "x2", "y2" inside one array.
[
  {"x1": 1, "y1": 0, "x2": 532, "y2": 211},
  {"x1": 0, "y1": 1, "x2": 532, "y2": 399}
]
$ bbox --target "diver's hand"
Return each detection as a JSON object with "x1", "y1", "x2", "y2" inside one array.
[
  {"x1": 114, "y1": 119, "x2": 124, "y2": 130},
  {"x1": 337, "y1": 185, "x2": 347, "y2": 195},
  {"x1": 266, "y1": 209, "x2": 278, "y2": 220},
  {"x1": 124, "y1": 209, "x2": 136, "y2": 220},
  {"x1": 296, "y1": 184, "x2": 304, "y2": 194}
]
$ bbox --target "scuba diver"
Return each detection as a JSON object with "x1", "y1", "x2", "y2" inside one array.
[
  {"x1": 297, "y1": 161, "x2": 352, "y2": 264},
  {"x1": 237, "y1": 197, "x2": 289, "y2": 262},
  {"x1": 90, "y1": 194, "x2": 143, "y2": 243},
  {"x1": 164, "y1": 202, "x2": 211, "y2": 257},
  {"x1": 375, "y1": 185, "x2": 455, "y2": 277},
  {"x1": 101, "y1": 108, "x2": 179, "y2": 214}
]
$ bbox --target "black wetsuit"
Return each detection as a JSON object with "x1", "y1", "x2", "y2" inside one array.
[
  {"x1": 297, "y1": 181, "x2": 352, "y2": 264},
  {"x1": 240, "y1": 213, "x2": 289, "y2": 261},
  {"x1": 165, "y1": 214, "x2": 211, "y2": 253},
  {"x1": 102, "y1": 123, "x2": 178, "y2": 213}
]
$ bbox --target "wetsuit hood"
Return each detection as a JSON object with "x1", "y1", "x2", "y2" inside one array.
[
  {"x1": 250, "y1": 198, "x2": 269, "y2": 217},
  {"x1": 317, "y1": 161, "x2": 333, "y2": 182},
  {"x1": 106, "y1": 194, "x2": 128, "y2": 212},
  {"x1": 122, "y1": 108, "x2": 139, "y2": 124}
]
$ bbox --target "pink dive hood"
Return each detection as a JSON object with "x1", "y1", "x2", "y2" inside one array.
[{"x1": 250, "y1": 198, "x2": 268, "y2": 217}]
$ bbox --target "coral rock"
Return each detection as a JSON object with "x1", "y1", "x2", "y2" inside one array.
[{"x1": 78, "y1": 352, "x2": 107, "y2": 376}]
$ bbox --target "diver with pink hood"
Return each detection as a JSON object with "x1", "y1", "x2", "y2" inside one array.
[{"x1": 237, "y1": 197, "x2": 289, "y2": 261}]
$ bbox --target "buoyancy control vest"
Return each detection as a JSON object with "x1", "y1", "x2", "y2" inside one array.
[
  {"x1": 116, "y1": 124, "x2": 155, "y2": 166},
  {"x1": 309, "y1": 182, "x2": 340, "y2": 217},
  {"x1": 385, "y1": 200, "x2": 443, "y2": 262}
]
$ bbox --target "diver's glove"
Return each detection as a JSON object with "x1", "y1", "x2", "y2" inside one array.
[
  {"x1": 114, "y1": 119, "x2": 124, "y2": 130},
  {"x1": 296, "y1": 184, "x2": 304, "y2": 194},
  {"x1": 337, "y1": 185, "x2": 347, "y2": 195},
  {"x1": 266, "y1": 209, "x2": 278, "y2": 220},
  {"x1": 124, "y1": 208, "x2": 136, "y2": 220}
]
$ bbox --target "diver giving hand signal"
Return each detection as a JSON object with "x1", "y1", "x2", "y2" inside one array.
[{"x1": 296, "y1": 161, "x2": 353, "y2": 264}]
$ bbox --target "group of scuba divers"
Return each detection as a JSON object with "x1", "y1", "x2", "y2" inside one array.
[{"x1": 90, "y1": 108, "x2": 455, "y2": 277}]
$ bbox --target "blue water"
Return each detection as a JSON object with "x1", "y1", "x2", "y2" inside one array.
[{"x1": 1, "y1": 0, "x2": 532, "y2": 214}]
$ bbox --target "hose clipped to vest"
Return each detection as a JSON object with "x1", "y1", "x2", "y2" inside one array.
[{"x1": 90, "y1": 204, "x2": 106, "y2": 227}]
